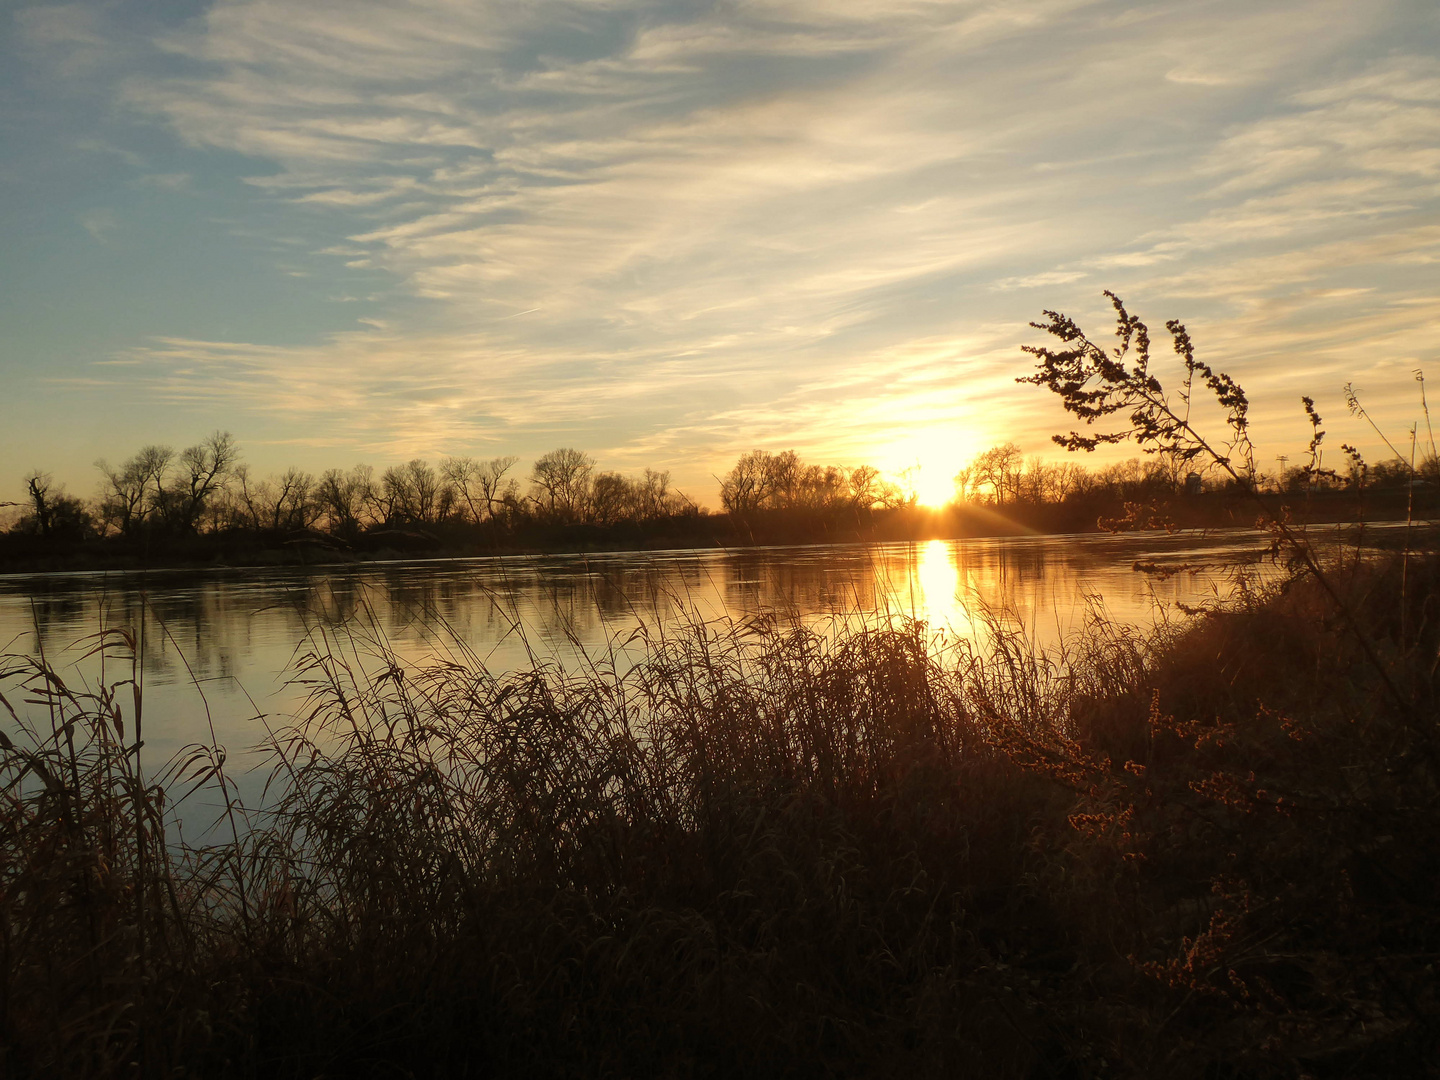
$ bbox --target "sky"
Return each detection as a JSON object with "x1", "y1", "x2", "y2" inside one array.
[{"x1": 2, "y1": 0, "x2": 1439, "y2": 508}]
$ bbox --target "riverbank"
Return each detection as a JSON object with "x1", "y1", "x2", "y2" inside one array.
[
  {"x1": 1, "y1": 488, "x2": 1429, "y2": 576},
  {"x1": 2, "y1": 549, "x2": 1435, "y2": 1077}
]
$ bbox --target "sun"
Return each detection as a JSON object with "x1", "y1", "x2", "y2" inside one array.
[
  {"x1": 911, "y1": 464, "x2": 960, "y2": 508},
  {"x1": 882, "y1": 431, "x2": 972, "y2": 509}
]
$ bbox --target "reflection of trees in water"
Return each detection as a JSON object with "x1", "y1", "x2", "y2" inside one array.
[
  {"x1": 108, "y1": 582, "x2": 311, "y2": 685},
  {"x1": 8, "y1": 588, "x2": 88, "y2": 654},
  {"x1": 5, "y1": 574, "x2": 348, "y2": 687},
  {"x1": 858, "y1": 538, "x2": 1196, "y2": 636},
  {"x1": 721, "y1": 549, "x2": 890, "y2": 614},
  {"x1": 714, "y1": 543, "x2": 1074, "y2": 627},
  {"x1": 939, "y1": 535, "x2": 1254, "y2": 631},
  {"x1": 263, "y1": 560, "x2": 721, "y2": 656},
  {"x1": 950, "y1": 540, "x2": 1065, "y2": 626},
  {"x1": 946, "y1": 539, "x2": 1136, "y2": 630},
  {"x1": 1, "y1": 536, "x2": 1281, "y2": 704},
  {"x1": 495, "y1": 559, "x2": 708, "y2": 645}
]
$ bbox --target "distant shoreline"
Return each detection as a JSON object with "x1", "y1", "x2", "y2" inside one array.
[{"x1": 2, "y1": 507, "x2": 1430, "y2": 580}]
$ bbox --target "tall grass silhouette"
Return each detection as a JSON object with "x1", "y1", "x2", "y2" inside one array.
[{"x1": 3, "y1": 544, "x2": 1436, "y2": 1077}]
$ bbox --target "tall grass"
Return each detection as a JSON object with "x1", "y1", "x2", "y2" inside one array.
[{"x1": 3, "y1": 552, "x2": 1438, "y2": 1077}]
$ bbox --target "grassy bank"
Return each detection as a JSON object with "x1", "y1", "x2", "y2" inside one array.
[{"x1": 2, "y1": 552, "x2": 1437, "y2": 1078}]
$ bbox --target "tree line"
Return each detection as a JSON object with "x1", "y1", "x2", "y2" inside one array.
[
  {"x1": 7, "y1": 436, "x2": 697, "y2": 545},
  {"x1": 5, "y1": 433, "x2": 1429, "y2": 553},
  {"x1": 717, "y1": 441, "x2": 1427, "y2": 517}
]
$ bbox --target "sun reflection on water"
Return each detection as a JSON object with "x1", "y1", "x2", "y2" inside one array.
[
  {"x1": 2, "y1": 527, "x2": 1322, "y2": 809},
  {"x1": 864, "y1": 538, "x2": 984, "y2": 639},
  {"x1": 915, "y1": 538, "x2": 964, "y2": 628}
]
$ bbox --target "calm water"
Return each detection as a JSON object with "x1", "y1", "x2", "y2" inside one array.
[{"x1": 0, "y1": 525, "x2": 1384, "y2": 820}]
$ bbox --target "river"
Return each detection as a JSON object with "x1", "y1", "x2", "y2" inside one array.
[{"x1": 0, "y1": 524, "x2": 1389, "y2": 826}]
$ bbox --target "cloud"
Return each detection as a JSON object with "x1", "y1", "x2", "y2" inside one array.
[
  {"x1": 15, "y1": 2, "x2": 153, "y2": 87},
  {"x1": 16, "y1": 3, "x2": 112, "y2": 76},
  {"x1": 17, "y1": 0, "x2": 1438, "y2": 491},
  {"x1": 78, "y1": 208, "x2": 118, "y2": 242},
  {"x1": 990, "y1": 270, "x2": 1089, "y2": 291},
  {"x1": 136, "y1": 172, "x2": 193, "y2": 190},
  {"x1": 75, "y1": 137, "x2": 146, "y2": 168},
  {"x1": 1203, "y1": 59, "x2": 1440, "y2": 194}
]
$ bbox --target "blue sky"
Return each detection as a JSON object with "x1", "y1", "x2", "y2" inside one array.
[{"x1": 3, "y1": 0, "x2": 1439, "y2": 506}]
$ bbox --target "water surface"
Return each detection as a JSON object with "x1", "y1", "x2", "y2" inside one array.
[{"x1": 1, "y1": 525, "x2": 1381, "y2": 819}]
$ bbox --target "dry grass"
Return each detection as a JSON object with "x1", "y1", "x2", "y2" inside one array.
[{"x1": 2, "y1": 555, "x2": 1437, "y2": 1078}]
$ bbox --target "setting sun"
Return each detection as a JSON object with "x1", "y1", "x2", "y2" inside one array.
[
  {"x1": 910, "y1": 463, "x2": 961, "y2": 508},
  {"x1": 882, "y1": 432, "x2": 973, "y2": 508}
]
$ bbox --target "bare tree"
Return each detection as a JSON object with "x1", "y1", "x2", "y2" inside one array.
[
  {"x1": 589, "y1": 471, "x2": 635, "y2": 525},
  {"x1": 718, "y1": 450, "x2": 805, "y2": 512},
  {"x1": 442, "y1": 457, "x2": 483, "y2": 524},
  {"x1": 161, "y1": 432, "x2": 239, "y2": 532},
  {"x1": 720, "y1": 451, "x2": 775, "y2": 515},
  {"x1": 318, "y1": 465, "x2": 375, "y2": 535},
  {"x1": 849, "y1": 464, "x2": 881, "y2": 509},
  {"x1": 443, "y1": 455, "x2": 518, "y2": 524},
  {"x1": 726, "y1": 451, "x2": 891, "y2": 515},
  {"x1": 635, "y1": 468, "x2": 687, "y2": 519},
  {"x1": 951, "y1": 464, "x2": 974, "y2": 504},
  {"x1": 97, "y1": 444, "x2": 173, "y2": 535},
  {"x1": 24, "y1": 471, "x2": 56, "y2": 537},
  {"x1": 970, "y1": 443, "x2": 1024, "y2": 505},
  {"x1": 766, "y1": 450, "x2": 803, "y2": 509},
  {"x1": 273, "y1": 468, "x2": 320, "y2": 530},
  {"x1": 232, "y1": 466, "x2": 319, "y2": 532},
  {"x1": 875, "y1": 476, "x2": 914, "y2": 510},
  {"x1": 796, "y1": 465, "x2": 848, "y2": 510},
  {"x1": 477, "y1": 456, "x2": 521, "y2": 520},
  {"x1": 1049, "y1": 460, "x2": 1092, "y2": 503},
  {"x1": 530, "y1": 448, "x2": 595, "y2": 522},
  {"x1": 19, "y1": 471, "x2": 90, "y2": 539},
  {"x1": 893, "y1": 464, "x2": 921, "y2": 507},
  {"x1": 382, "y1": 459, "x2": 448, "y2": 525}
]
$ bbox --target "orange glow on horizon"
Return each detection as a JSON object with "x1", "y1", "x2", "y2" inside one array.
[{"x1": 881, "y1": 428, "x2": 973, "y2": 509}]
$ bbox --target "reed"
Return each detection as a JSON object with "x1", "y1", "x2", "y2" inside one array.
[{"x1": 2, "y1": 551, "x2": 1436, "y2": 1078}]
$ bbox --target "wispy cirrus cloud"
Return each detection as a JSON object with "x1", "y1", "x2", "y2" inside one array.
[
  {"x1": 78, "y1": 207, "x2": 118, "y2": 242},
  {"x1": 8, "y1": 0, "x2": 1440, "y2": 493}
]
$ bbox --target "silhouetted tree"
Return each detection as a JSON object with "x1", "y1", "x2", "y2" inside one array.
[
  {"x1": 635, "y1": 468, "x2": 689, "y2": 519},
  {"x1": 849, "y1": 465, "x2": 881, "y2": 509},
  {"x1": 720, "y1": 451, "x2": 775, "y2": 515},
  {"x1": 383, "y1": 459, "x2": 448, "y2": 525},
  {"x1": 318, "y1": 466, "x2": 375, "y2": 536},
  {"x1": 1369, "y1": 457, "x2": 1413, "y2": 490},
  {"x1": 589, "y1": 471, "x2": 634, "y2": 526},
  {"x1": 97, "y1": 445, "x2": 173, "y2": 535},
  {"x1": 725, "y1": 451, "x2": 907, "y2": 517},
  {"x1": 24, "y1": 472, "x2": 56, "y2": 537},
  {"x1": 160, "y1": 432, "x2": 239, "y2": 532},
  {"x1": 766, "y1": 451, "x2": 803, "y2": 509},
  {"x1": 530, "y1": 448, "x2": 594, "y2": 522},
  {"x1": 971, "y1": 443, "x2": 1023, "y2": 505},
  {"x1": 444, "y1": 455, "x2": 518, "y2": 524},
  {"x1": 20, "y1": 471, "x2": 90, "y2": 540},
  {"x1": 232, "y1": 466, "x2": 320, "y2": 532},
  {"x1": 796, "y1": 465, "x2": 848, "y2": 510}
]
